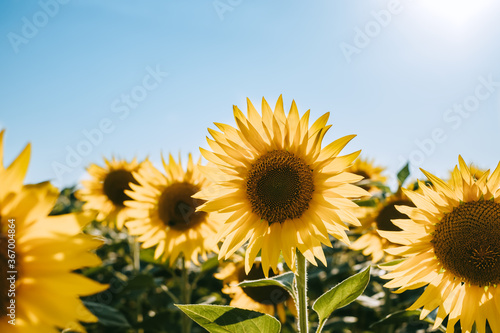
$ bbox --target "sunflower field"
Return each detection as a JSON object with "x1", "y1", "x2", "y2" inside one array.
[
  {"x1": 2, "y1": 94, "x2": 500, "y2": 333},
  {"x1": 4, "y1": 1, "x2": 500, "y2": 332}
]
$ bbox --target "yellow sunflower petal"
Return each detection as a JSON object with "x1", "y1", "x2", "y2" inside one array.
[
  {"x1": 126, "y1": 153, "x2": 220, "y2": 265},
  {"x1": 379, "y1": 156, "x2": 500, "y2": 332},
  {"x1": 197, "y1": 96, "x2": 365, "y2": 273}
]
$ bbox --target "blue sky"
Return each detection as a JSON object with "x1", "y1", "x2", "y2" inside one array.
[{"x1": 1, "y1": 0, "x2": 500, "y2": 189}]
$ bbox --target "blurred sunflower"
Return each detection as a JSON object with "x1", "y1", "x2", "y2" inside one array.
[
  {"x1": 447, "y1": 163, "x2": 487, "y2": 184},
  {"x1": 195, "y1": 96, "x2": 368, "y2": 275},
  {"x1": 0, "y1": 130, "x2": 107, "y2": 332},
  {"x1": 215, "y1": 255, "x2": 296, "y2": 323},
  {"x1": 77, "y1": 157, "x2": 143, "y2": 229},
  {"x1": 125, "y1": 154, "x2": 219, "y2": 265},
  {"x1": 380, "y1": 156, "x2": 500, "y2": 333},
  {"x1": 350, "y1": 189, "x2": 415, "y2": 263},
  {"x1": 347, "y1": 157, "x2": 386, "y2": 195}
]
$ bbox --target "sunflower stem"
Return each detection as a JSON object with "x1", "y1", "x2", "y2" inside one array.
[
  {"x1": 129, "y1": 235, "x2": 143, "y2": 330},
  {"x1": 180, "y1": 256, "x2": 193, "y2": 333},
  {"x1": 296, "y1": 251, "x2": 309, "y2": 333},
  {"x1": 383, "y1": 287, "x2": 395, "y2": 333},
  {"x1": 131, "y1": 235, "x2": 141, "y2": 272}
]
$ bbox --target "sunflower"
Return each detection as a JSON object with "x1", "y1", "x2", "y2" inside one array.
[
  {"x1": 194, "y1": 96, "x2": 368, "y2": 275},
  {"x1": 447, "y1": 163, "x2": 487, "y2": 184},
  {"x1": 214, "y1": 255, "x2": 296, "y2": 322},
  {"x1": 350, "y1": 189, "x2": 415, "y2": 263},
  {"x1": 347, "y1": 157, "x2": 387, "y2": 195},
  {"x1": 77, "y1": 157, "x2": 144, "y2": 230},
  {"x1": 380, "y1": 156, "x2": 500, "y2": 333},
  {"x1": 0, "y1": 130, "x2": 107, "y2": 332},
  {"x1": 124, "y1": 154, "x2": 220, "y2": 265}
]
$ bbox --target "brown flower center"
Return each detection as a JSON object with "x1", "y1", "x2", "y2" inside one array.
[
  {"x1": 103, "y1": 169, "x2": 138, "y2": 206},
  {"x1": 375, "y1": 199, "x2": 414, "y2": 232},
  {"x1": 433, "y1": 200, "x2": 500, "y2": 286},
  {"x1": 158, "y1": 182, "x2": 207, "y2": 230},
  {"x1": 246, "y1": 150, "x2": 314, "y2": 225},
  {"x1": 239, "y1": 263, "x2": 289, "y2": 305},
  {"x1": 354, "y1": 170, "x2": 371, "y2": 191}
]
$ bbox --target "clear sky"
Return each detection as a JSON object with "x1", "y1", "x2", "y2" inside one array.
[{"x1": 1, "y1": 0, "x2": 500, "y2": 189}]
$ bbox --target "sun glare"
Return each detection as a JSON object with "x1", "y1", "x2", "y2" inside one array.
[{"x1": 417, "y1": 0, "x2": 494, "y2": 27}]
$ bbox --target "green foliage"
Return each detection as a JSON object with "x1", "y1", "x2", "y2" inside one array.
[
  {"x1": 397, "y1": 163, "x2": 411, "y2": 185},
  {"x1": 356, "y1": 198, "x2": 379, "y2": 207},
  {"x1": 83, "y1": 301, "x2": 131, "y2": 328},
  {"x1": 313, "y1": 266, "x2": 370, "y2": 333},
  {"x1": 176, "y1": 304, "x2": 281, "y2": 333},
  {"x1": 50, "y1": 186, "x2": 83, "y2": 215},
  {"x1": 78, "y1": 221, "x2": 225, "y2": 333},
  {"x1": 52, "y1": 187, "x2": 444, "y2": 333},
  {"x1": 367, "y1": 181, "x2": 392, "y2": 193},
  {"x1": 238, "y1": 271, "x2": 296, "y2": 302},
  {"x1": 378, "y1": 258, "x2": 405, "y2": 268},
  {"x1": 371, "y1": 310, "x2": 446, "y2": 332}
]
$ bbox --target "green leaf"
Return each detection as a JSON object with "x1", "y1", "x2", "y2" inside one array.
[
  {"x1": 176, "y1": 304, "x2": 281, "y2": 333},
  {"x1": 201, "y1": 255, "x2": 220, "y2": 273},
  {"x1": 83, "y1": 301, "x2": 131, "y2": 328},
  {"x1": 238, "y1": 271, "x2": 295, "y2": 301},
  {"x1": 356, "y1": 198, "x2": 378, "y2": 207},
  {"x1": 312, "y1": 266, "x2": 371, "y2": 333},
  {"x1": 397, "y1": 163, "x2": 410, "y2": 185},
  {"x1": 124, "y1": 273, "x2": 156, "y2": 290},
  {"x1": 377, "y1": 258, "x2": 405, "y2": 268},
  {"x1": 139, "y1": 247, "x2": 160, "y2": 264},
  {"x1": 370, "y1": 310, "x2": 446, "y2": 332},
  {"x1": 367, "y1": 181, "x2": 392, "y2": 193}
]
